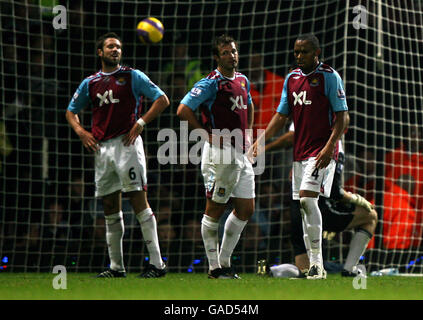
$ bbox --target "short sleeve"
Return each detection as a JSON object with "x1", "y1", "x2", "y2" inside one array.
[
  {"x1": 131, "y1": 69, "x2": 165, "y2": 101},
  {"x1": 180, "y1": 78, "x2": 216, "y2": 111},
  {"x1": 324, "y1": 70, "x2": 348, "y2": 112},
  {"x1": 276, "y1": 73, "x2": 292, "y2": 115},
  {"x1": 67, "y1": 78, "x2": 91, "y2": 113}
]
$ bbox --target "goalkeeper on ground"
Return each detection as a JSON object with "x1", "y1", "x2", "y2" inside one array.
[{"x1": 260, "y1": 123, "x2": 377, "y2": 278}]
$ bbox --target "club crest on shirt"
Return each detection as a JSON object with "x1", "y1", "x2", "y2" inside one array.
[
  {"x1": 310, "y1": 78, "x2": 320, "y2": 87},
  {"x1": 115, "y1": 77, "x2": 126, "y2": 86},
  {"x1": 217, "y1": 187, "x2": 226, "y2": 197}
]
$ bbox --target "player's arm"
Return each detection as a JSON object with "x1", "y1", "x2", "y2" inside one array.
[
  {"x1": 123, "y1": 94, "x2": 170, "y2": 146},
  {"x1": 265, "y1": 130, "x2": 294, "y2": 152},
  {"x1": 245, "y1": 100, "x2": 255, "y2": 148},
  {"x1": 315, "y1": 110, "x2": 349, "y2": 169},
  {"x1": 245, "y1": 78, "x2": 254, "y2": 130},
  {"x1": 66, "y1": 110, "x2": 99, "y2": 153},
  {"x1": 247, "y1": 101, "x2": 254, "y2": 130},
  {"x1": 177, "y1": 78, "x2": 218, "y2": 145},
  {"x1": 66, "y1": 79, "x2": 99, "y2": 152},
  {"x1": 251, "y1": 112, "x2": 288, "y2": 158},
  {"x1": 139, "y1": 94, "x2": 170, "y2": 125},
  {"x1": 251, "y1": 73, "x2": 291, "y2": 158},
  {"x1": 317, "y1": 70, "x2": 350, "y2": 169},
  {"x1": 177, "y1": 103, "x2": 204, "y2": 131},
  {"x1": 176, "y1": 104, "x2": 210, "y2": 142}
]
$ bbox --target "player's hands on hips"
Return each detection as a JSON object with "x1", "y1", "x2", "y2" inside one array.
[
  {"x1": 315, "y1": 144, "x2": 334, "y2": 169},
  {"x1": 78, "y1": 130, "x2": 99, "y2": 152},
  {"x1": 123, "y1": 122, "x2": 144, "y2": 146}
]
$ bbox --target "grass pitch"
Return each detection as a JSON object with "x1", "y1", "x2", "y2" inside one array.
[{"x1": 1, "y1": 272, "x2": 422, "y2": 300}]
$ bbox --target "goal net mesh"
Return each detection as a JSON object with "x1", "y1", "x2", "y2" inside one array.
[{"x1": 1, "y1": 0, "x2": 422, "y2": 274}]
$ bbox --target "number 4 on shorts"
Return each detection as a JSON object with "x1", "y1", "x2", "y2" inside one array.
[{"x1": 312, "y1": 168, "x2": 319, "y2": 180}]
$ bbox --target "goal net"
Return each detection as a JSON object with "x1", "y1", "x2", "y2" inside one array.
[{"x1": 1, "y1": 0, "x2": 422, "y2": 275}]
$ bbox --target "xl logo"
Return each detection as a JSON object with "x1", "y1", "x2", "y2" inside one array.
[
  {"x1": 293, "y1": 91, "x2": 312, "y2": 106},
  {"x1": 97, "y1": 90, "x2": 120, "y2": 106},
  {"x1": 230, "y1": 95, "x2": 247, "y2": 111}
]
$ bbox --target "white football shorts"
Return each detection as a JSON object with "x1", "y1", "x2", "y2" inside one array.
[
  {"x1": 292, "y1": 157, "x2": 336, "y2": 200},
  {"x1": 201, "y1": 141, "x2": 255, "y2": 204},
  {"x1": 94, "y1": 135, "x2": 147, "y2": 197}
]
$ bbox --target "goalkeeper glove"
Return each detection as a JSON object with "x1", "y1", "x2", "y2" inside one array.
[
  {"x1": 323, "y1": 231, "x2": 336, "y2": 241},
  {"x1": 349, "y1": 192, "x2": 374, "y2": 212}
]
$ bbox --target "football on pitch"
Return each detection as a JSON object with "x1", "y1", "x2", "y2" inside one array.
[{"x1": 137, "y1": 17, "x2": 164, "y2": 44}]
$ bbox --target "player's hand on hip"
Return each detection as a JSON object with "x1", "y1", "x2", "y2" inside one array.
[
  {"x1": 246, "y1": 143, "x2": 256, "y2": 164},
  {"x1": 79, "y1": 131, "x2": 99, "y2": 153},
  {"x1": 315, "y1": 145, "x2": 333, "y2": 169},
  {"x1": 123, "y1": 123, "x2": 144, "y2": 146}
]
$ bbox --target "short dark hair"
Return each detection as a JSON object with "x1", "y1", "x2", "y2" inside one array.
[
  {"x1": 296, "y1": 33, "x2": 320, "y2": 50},
  {"x1": 96, "y1": 32, "x2": 122, "y2": 51},
  {"x1": 212, "y1": 34, "x2": 237, "y2": 57}
]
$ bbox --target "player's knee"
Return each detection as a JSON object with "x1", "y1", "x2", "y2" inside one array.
[
  {"x1": 359, "y1": 208, "x2": 378, "y2": 234},
  {"x1": 299, "y1": 197, "x2": 307, "y2": 210},
  {"x1": 102, "y1": 199, "x2": 119, "y2": 214},
  {"x1": 127, "y1": 190, "x2": 148, "y2": 212},
  {"x1": 235, "y1": 207, "x2": 254, "y2": 220},
  {"x1": 299, "y1": 196, "x2": 318, "y2": 213}
]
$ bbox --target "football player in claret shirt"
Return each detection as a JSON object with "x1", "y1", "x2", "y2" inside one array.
[
  {"x1": 66, "y1": 32, "x2": 170, "y2": 278},
  {"x1": 261, "y1": 123, "x2": 377, "y2": 278},
  {"x1": 177, "y1": 34, "x2": 255, "y2": 279},
  {"x1": 251, "y1": 34, "x2": 349, "y2": 279}
]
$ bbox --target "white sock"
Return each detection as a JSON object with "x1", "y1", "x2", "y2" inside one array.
[
  {"x1": 219, "y1": 212, "x2": 248, "y2": 268},
  {"x1": 300, "y1": 207, "x2": 311, "y2": 258},
  {"x1": 136, "y1": 208, "x2": 165, "y2": 269},
  {"x1": 343, "y1": 228, "x2": 372, "y2": 272},
  {"x1": 201, "y1": 214, "x2": 221, "y2": 270},
  {"x1": 270, "y1": 264, "x2": 301, "y2": 278},
  {"x1": 300, "y1": 197, "x2": 323, "y2": 267},
  {"x1": 105, "y1": 211, "x2": 125, "y2": 272}
]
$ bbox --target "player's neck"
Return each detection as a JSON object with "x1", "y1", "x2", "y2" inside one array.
[
  {"x1": 101, "y1": 64, "x2": 121, "y2": 74},
  {"x1": 302, "y1": 61, "x2": 320, "y2": 75},
  {"x1": 217, "y1": 67, "x2": 235, "y2": 79}
]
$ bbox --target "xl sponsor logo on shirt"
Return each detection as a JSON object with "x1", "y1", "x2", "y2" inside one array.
[
  {"x1": 97, "y1": 90, "x2": 120, "y2": 106},
  {"x1": 230, "y1": 95, "x2": 247, "y2": 111},
  {"x1": 293, "y1": 91, "x2": 312, "y2": 106}
]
